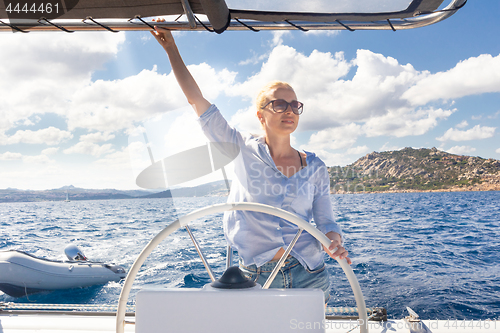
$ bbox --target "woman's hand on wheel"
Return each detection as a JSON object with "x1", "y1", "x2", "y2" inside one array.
[{"x1": 323, "y1": 231, "x2": 352, "y2": 265}]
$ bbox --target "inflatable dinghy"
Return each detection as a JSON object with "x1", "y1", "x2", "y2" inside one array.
[{"x1": 0, "y1": 245, "x2": 126, "y2": 297}]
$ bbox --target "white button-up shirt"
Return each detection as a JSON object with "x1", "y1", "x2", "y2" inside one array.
[{"x1": 198, "y1": 105, "x2": 342, "y2": 270}]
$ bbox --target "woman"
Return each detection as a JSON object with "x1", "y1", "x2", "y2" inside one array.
[{"x1": 151, "y1": 27, "x2": 351, "y2": 302}]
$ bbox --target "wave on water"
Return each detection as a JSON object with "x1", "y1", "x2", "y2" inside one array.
[{"x1": 1, "y1": 192, "x2": 499, "y2": 320}]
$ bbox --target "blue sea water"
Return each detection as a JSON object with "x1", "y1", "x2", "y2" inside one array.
[{"x1": 1, "y1": 191, "x2": 499, "y2": 320}]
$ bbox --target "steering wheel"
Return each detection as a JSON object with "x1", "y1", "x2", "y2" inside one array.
[{"x1": 116, "y1": 202, "x2": 368, "y2": 333}]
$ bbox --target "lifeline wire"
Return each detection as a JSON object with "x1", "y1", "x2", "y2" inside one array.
[{"x1": 0, "y1": 302, "x2": 135, "y2": 312}]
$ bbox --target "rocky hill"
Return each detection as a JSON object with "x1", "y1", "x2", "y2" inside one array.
[{"x1": 328, "y1": 147, "x2": 500, "y2": 193}]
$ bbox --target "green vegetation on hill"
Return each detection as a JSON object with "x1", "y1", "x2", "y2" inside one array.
[{"x1": 328, "y1": 147, "x2": 500, "y2": 193}]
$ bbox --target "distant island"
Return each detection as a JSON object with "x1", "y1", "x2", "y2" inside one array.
[
  {"x1": 329, "y1": 147, "x2": 500, "y2": 194},
  {"x1": 0, "y1": 181, "x2": 231, "y2": 203},
  {"x1": 1, "y1": 147, "x2": 499, "y2": 203}
]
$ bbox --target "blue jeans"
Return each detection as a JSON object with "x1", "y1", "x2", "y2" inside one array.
[{"x1": 239, "y1": 256, "x2": 331, "y2": 303}]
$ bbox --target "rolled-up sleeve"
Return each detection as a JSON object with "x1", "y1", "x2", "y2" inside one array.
[{"x1": 197, "y1": 104, "x2": 244, "y2": 146}]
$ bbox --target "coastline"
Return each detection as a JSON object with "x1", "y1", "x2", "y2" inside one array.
[{"x1": 331, "y1": 183, "x2": 500, "y2": 194}]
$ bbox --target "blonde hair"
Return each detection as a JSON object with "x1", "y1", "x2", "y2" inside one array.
[{"x1": 255, "y1": 81, "x2": 295, "y2": 110}]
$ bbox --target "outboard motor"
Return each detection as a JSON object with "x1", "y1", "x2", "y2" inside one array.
[{"x1": 64, "y1": 244, "x2": 87, "y2": 261}]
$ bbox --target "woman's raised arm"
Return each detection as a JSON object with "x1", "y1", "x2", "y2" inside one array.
[{"x1": 151, "y1": 27, "x2": 212, "y2": 117}]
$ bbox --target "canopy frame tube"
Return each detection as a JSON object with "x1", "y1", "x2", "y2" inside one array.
[{"x1": 0, "y1": 0, "x2": 466, "y2": 33}]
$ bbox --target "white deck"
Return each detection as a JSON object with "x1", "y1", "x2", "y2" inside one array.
[
  {"x1": 0, "y1": 313, "x2": 135, "y2": 333},
  {"x1": 324, "y1": 319, "x2": 499, "y2": 333},
  {"x1": 0, "y1": 313, "x2": 498, "y2": 333}
]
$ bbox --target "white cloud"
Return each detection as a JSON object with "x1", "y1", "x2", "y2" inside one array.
[
  {"x1": 0, "y1": 32, "x2": 124, "y2": 78},
  {"x1": 436, "y1": 125, "x2": 496, "y2": 142},
  {"x1": 0, "y1": 32, "x2": 125, "y2": 133},
  {"x1": 306, "y1": 30, "x2": 341, "y2": 37},
  {"x1": 196, "y1": 66, "x2": 237, "y2": 103},
  {"x1": 0, "y1": 127, "x2": 73, "y2": 145},
  {"x1": 66, "y1": 66, "x2": 182, "y2": 132},
  {"x1": 347, "y1": 145, "x2": 370, "y2": 155},
  {"x1": 403, "y1": 53, "x2": 500, "y2": 106},
  {"x1": 363, "y1": 108, "x2": 454, "y2": 137},
  {"x1": 89, "y1": 146, "x2": 141, "y2": 189},
  {"x1": 238, "y1": 29, "x2": 338, "y2": 67},
  {"x1": 488, "y1": 111, "x2": 500, "y2": 119},
  {"x1": 299, "y1": 124, "x2": 367, "y2": 165},
  {"x1": 66, "y1": 64, "x2": 236, "y2": 132},
  {"x1": 446, "y1": 146, "x2": 477, "y2": 155},
  {"x1": 318, "y1": 50, "x2": 426, "y2": 126},
  {"x1": 229, "y1": 47, "x2": 458, "y2": 140},
  {"x1": 64, "y1": 142, "x2": 115, "y2": 157},
  {"x1": 4, "y1": 31, "x2": 500, "y2": 189},
  {"x1": 380, "y1": 142, "x2": 403, "y2": 152},
  {"x1": 0, "y1": 152, "x2": 23, "y2": 160},
  {"x1": 229, "y1": 45, "x2": 353, "y2": 130},
  {"x1": 41, "y1": 147, "x2": 59, "y2": 155},
  {"x1": 80, "y1": 132, "x2": 116, "y2": 143},
  {"x1": 229, "y1": 106, "x2": 265, "y2": 135},
  {"x1": 23, "y1": 155, "x2": 53, "y2": 164},
  {"x1": 125, "y1": 106, "x2": 209, "y2": 160},
  {"x1": 0, "y1": 151, "x2": 54, "y2": 164},
  {"x1": 0, "y1": 162, "x2": 66, "y2": 190},
  {"x1": 230, "y1": 45, "x2": 352, "y2": 103},
  {"x1": 302, "y1": 123, "x2": 361, "y2": 151},
  {"x1": 94, "y1": 147, "x2": 131, "y2": 166},
  {"x1": 1, "y1": 151, "x2": 135, "y2": 190},
  {"x1": 238, "y1": 51, "x2": 269, "y2": 66},
  {"x1": 14, "y1": 116, "x2": 39, "y2": 127},
  {"x1": 163, "y1": 111, "x2": 208, "y2": 156},
  {"x1": 271, "y1": 31, "x2": 291, "y2": 47},
  {"x1": 306, "y1": 149, "x2": 358, "y2": 167},
  {"x1": 230, "y1": 46, "x2": 474, "y2": 156},
  {"x1": 496, "y1": 148, "x2": 500, "y2": 154}
]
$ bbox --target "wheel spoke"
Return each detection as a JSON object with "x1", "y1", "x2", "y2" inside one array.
[
  {"x1": 185, "y1": 225, "x2": 216, "y2": 282},
  {"x1": 262, "y1": 228, "x2": 303, "y2": 289},
  {"x1": 226, "y1": 245, "x2": 233, "y2": 269}
]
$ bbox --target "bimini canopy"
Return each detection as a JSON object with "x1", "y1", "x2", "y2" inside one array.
[{"x1": 0, "y1": 0, "x2": 466, "y2": 33}]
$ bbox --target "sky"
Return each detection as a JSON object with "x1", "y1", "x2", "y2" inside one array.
[{"x1": 0, "y1": 0, "x2": 499, "y2": 191}]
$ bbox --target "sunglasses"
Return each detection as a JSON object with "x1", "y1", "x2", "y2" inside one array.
[{"x1": 262, "y1": 99, "x2": 304, "y2": 115}]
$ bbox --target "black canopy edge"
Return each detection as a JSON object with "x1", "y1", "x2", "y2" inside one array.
[{"x1": 0, "y1": 0, "x2": 466, "y2": 33}]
